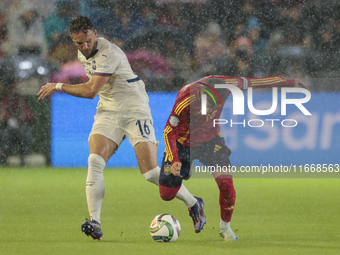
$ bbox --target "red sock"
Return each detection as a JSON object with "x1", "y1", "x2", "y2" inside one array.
[
  {"x1": 215, "y1": 175, "x2": 236, "y2": 222},
  {"x1": 159, "y1": 184, "x2": 180, "y2": 201}
]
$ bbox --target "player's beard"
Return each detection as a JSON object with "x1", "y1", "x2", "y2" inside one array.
[{"x1": 80, "y1": 47, "x2": 95, "y2": 58}]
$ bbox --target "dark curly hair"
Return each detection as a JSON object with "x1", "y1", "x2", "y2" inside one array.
[{"x1": 70, "y1": 15, "x2": 94, "y2": 34}]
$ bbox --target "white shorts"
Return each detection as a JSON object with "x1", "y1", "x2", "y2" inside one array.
[{"x1": 89, "y1": 112, "x2": 158, "y2": 147}]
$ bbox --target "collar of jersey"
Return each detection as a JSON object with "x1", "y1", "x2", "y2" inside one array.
[{"x1": 85, "y1": 49, "x2": 99, "y2": 60}]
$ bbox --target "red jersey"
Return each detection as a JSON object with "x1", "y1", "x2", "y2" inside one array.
[{"x1": 163, "y1": 75, "x2": 296, "y2": 164}]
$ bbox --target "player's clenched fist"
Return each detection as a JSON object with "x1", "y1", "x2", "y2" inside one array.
[
  {"x1": 37, "y1": 83, "x2": 57, "y2": 100},
  {"x1": 171, "y1": 161, "x2": 182, "y2": 177}
]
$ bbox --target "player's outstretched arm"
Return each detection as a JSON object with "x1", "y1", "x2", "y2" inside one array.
[
  {"x1": 37, "y1": 75, "x2": 110, "y2": 100},
  {"x1": 294, "y1": 79, "x2": 309, "y2": 89}
]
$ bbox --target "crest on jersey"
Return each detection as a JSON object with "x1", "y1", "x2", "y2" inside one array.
[
  {"x1": 164, "y1": 164, "x2": 171, "y2": 175},
  {"x1": 92, "y1": 60, "x2": 96, "y2": 70}
]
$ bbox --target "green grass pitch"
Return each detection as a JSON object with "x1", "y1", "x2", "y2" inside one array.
[{"x1": 0, "y1": 167, "x2": 339, "y2": 255}]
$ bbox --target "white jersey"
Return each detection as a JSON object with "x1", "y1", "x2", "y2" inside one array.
[{"x1": 78, "y1": 37, "x2": 152, "y2": 119}]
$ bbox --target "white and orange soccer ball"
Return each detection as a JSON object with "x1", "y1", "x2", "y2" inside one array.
[{"x1": 149, "y1": 214, "x2": 181, "y2": 242}]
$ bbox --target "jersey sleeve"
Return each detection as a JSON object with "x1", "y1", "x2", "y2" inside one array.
[
  {"x1": 241, "y1": 76, "x2": 295, "y2": 89},
  {"x1": 163, "y1": 92, "x2": 191, "y2": 164},
  {"x1": 93, "y1": 49, "x2": 120, "y2": 77},
  {"x1": 203, "y1": 75, "x2": 295, "y2": 90}
]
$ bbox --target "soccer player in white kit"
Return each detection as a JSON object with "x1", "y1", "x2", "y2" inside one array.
[{"x1": 37, "y1": 15, "x2": 197, "y2": 240}]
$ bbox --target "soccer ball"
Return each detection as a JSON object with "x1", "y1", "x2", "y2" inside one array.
[{"x1": 149, "y1": 214, "x2": 181, "y2": 242}]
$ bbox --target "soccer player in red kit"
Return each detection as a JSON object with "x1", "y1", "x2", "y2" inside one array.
[{"x1": 159, "y1": 75, "x2": 309, "y2": 241}]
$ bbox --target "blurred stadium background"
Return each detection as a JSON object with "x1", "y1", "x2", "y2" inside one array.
[
  {"x1": 0, "y1": 0, "x2": 339, "y2": 167},
  {"x1": 0, "y1": 2, "x2": 339, "y2": 255}
]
